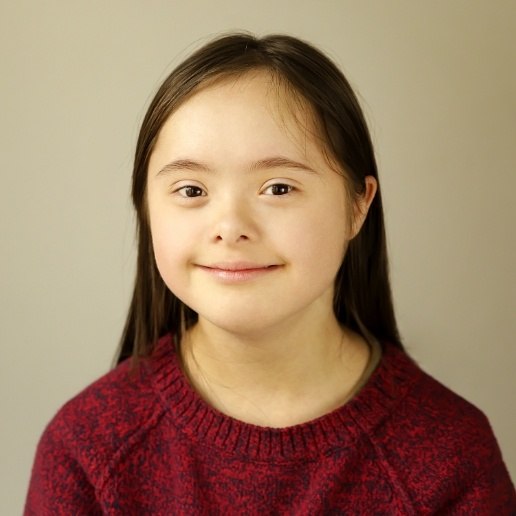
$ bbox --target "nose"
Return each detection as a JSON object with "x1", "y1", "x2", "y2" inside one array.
[{"x1": 210, "y1": 196, "x2": 257, "y2": 244}]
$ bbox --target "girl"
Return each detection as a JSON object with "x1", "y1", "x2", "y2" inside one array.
[{"x1": 25, "y1": 33, "x2": 515, "y2": 514}]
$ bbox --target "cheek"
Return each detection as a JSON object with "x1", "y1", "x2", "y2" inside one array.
[
  {"x1": 280, "y1": 201, "x2": 350, "y2": 271},
  {"x1": 149, "y1": 210, "x2": 194, "y2": 287}
]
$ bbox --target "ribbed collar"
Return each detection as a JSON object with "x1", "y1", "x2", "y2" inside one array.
[{"x1": 147, "y1": 334, "x2": 420, "y2": 462}]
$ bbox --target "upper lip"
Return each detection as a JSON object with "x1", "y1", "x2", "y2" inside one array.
[{"x1": 199, "y1": 262, "x2": 279, "y2": 271}]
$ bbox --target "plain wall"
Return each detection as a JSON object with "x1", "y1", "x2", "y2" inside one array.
[{"x1": 1, "y1": 1, "x2": 514, "y2": 512}]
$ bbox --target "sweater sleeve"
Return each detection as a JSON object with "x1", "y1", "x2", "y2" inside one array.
[
  {"x1": 446, "y1": 406, "x2": 516, "y2": 514},
  {"x1": 441, "y1": 446, "x2": 516, "y2": 514},
  {"x1": 24, "y1": 415, "x2": 102, "y2": 516}
]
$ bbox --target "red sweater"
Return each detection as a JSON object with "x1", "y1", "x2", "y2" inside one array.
[{"x1": 25, "y1": 335, "x2": 515, "y2": 514}]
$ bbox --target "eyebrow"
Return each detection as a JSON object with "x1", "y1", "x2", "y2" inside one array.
[
  {"x1": 251, "y1": 157, "x2": 317, "y2": 174},
  {"x1": 156, "y1": 156, "x2": 318, "y2": 176},
  {"x1": 157, "y1": 159, "x2": 210, "y2": 175}
]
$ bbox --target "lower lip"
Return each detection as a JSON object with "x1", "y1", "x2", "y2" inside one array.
[{"x1": 198, "y1": 265, "x2": 280, "y2": 282}]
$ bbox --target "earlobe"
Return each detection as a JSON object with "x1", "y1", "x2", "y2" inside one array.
[{"x1": 351, "y1": 176, "x2": 377, "y2": 238}]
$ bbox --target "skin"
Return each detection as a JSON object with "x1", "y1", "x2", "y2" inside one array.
[{"x1": 147, "y1": 71, "x2": 377, "y2": 427}]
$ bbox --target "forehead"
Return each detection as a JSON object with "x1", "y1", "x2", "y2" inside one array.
[
  {"x1": 152, "y1": 71, "x2": 326, "y2": 163},
  {"x1": 184, "y1": 69, "x2": 315, "y2": 123}
]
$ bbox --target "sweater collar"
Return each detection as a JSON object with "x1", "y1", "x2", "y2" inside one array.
[{"x1": 147, "y1": 334, "x2": 419, "y2": 462}]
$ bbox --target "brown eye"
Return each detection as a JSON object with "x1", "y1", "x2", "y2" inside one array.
[
  {"x1": 178, "y1": 185, "x2": 205, "y2": 198},
  {"x1": 265, "y1": 184, "x2": 293, "y2": 196}
]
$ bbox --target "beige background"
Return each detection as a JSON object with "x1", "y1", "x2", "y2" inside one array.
[{"x1": 1, "y1": 1, "x2": 515, "y2": 512}]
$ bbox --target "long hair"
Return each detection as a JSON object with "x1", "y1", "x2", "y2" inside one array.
[{"x1": 115, "y1": 32, "x2": 402, "y2": 365}]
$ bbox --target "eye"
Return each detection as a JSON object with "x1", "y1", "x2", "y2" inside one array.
[
  {"x1": 175, "y1": 185, "x2": 206, "y2": 198},
  {"x1": 263, "y1": 183, "x2": 294, "y2": 196}
]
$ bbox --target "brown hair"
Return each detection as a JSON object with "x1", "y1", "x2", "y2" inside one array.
[{"x1": 115, "y1": 32, "x2": 402, "y2": 365}]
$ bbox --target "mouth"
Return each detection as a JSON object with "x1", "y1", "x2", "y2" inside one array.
[
  {"x1": 196, "y1": 263, "x2": 282, "y2": 282},
  {"x1": 201, "y1": 262, "x2": 280, "y2": 271}
]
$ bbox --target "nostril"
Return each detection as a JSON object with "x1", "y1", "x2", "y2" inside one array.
[{"x1": 215, "y1": 234, "x2": 249, "y2": 242}]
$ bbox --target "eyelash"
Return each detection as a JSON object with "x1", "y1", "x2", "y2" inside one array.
[{"x1": 173, "y1": 183, "x2": 295, "y2": 198}]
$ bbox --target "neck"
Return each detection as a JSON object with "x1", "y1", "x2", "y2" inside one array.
[{"x1": 180, "y1": 313, "x2": 371, "y2": 428}]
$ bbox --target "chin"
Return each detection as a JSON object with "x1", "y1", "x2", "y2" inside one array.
[{"x1": 196, "y1": 307, "x2": 287, "y2": 338}]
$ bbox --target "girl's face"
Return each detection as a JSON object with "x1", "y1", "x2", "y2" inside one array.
[{"x1": 147, "y1": 72, "x2": 370, "y2": 336}]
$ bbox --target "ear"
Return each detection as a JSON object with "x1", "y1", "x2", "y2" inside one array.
[{"x1": 351, "y1": 176, "x2": 377, "y2": 238}]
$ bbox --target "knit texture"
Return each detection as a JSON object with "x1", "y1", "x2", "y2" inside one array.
[{"x1": 25, "y1": 335, "x2": 516, "y2": 514}]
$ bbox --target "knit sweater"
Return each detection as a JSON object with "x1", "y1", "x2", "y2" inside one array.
[{"x1": 25, "y1": 335, "x2": 516, "y2": 515}]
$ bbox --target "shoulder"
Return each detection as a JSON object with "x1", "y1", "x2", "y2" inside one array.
[
  {"x1": 386, "y1": 348, "x2": 496, "y2": 459},
  {"x1": 364, "y1": 343, "x2": 515, "y2": 510},
  {"x1": 38, "y1": 346, "x2": 169, "y2": 487},
  {"x1": 367, "y1": 343, "x2": 494, "y2": 444},
  {"x1": 58, "y1": 356, "x2": 161, "y2": 431}
]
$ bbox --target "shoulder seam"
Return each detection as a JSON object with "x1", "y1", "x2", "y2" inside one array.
[
  {"x1": 350, "y1": 413, "x2": 417, "y2": 512},
  {"x1": 347, "y1": 361, "x2": 422, "y2": 513},
  {"x1": 95, "y1": 405, "x2": 168, "y2": 498}
]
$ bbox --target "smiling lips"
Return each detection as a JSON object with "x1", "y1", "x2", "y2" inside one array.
[{"x1": 197, "y1": 262, "x2": 281, "y2": 282}]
